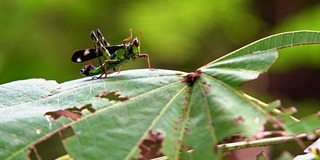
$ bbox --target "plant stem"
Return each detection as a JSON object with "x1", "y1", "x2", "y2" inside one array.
[
  {"x1": 152, "y1": 134, "x2": 314, "y2": 160},
  {"x1": 218, "y1": 134, "x2": 310, "y2": 151}
]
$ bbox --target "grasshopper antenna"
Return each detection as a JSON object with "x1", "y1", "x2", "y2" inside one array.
[
  {"x1": 122, "y1": 29, "x2": 133, "y2": 44},
  {"x1": 139, "y1": 29, "x2": 143, "y2": 42}
]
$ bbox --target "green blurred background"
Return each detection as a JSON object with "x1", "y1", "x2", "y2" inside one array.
[
  {"x1": 1, "y1": 0, "x2": 320, "y2": 83},
  {"x1": 1, "y1": 0, "x2": 320, "y2": 158}
]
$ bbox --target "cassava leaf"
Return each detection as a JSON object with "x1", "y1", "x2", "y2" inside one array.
[{"x1": 1, "y1": 31, "x2": 320, "y2": 160}]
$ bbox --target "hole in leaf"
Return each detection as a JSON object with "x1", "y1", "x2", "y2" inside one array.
[
  {"x1": 67, "y1": 103, "x2": 96, "y2": 114},
  {"x1": 134, "y1": 130, "x2": 164, "y2": 160},
  {"x1": 183, "y1": 70, "x2": 202, "y2": 86},
  {"x1": 96, "y1": 91, "x2": 129, "y2": 101},
  {"x1": 45, "y1": 110, "x2": 81, "y2": 121},
  {"x1": 44, "y1": 104, "x2": 95, "y2": 121},
  {"x1": 27, "y1": 125, "x2": 74, "y2": 160}
]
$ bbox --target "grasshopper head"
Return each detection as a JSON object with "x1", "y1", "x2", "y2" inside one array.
[
  {"x1": 131, "y1": 37, "x2": 141, "y2": 57},
  {"x1": 131, "y1": 30, "x2": 142, "y2": 58},
  {"x1": 80, "y1": 62, "x2": 96, "y2": 76}
]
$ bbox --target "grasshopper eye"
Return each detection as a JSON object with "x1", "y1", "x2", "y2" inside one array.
[{"x1": 133, "y1": 38, "x2": 140, "y2": 47}]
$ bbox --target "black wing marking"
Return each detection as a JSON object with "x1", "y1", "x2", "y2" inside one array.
[
  {"x1": 71, "y1": 45, "x2": 125, "y2": 63},
  {"x1": 71, "y1": 49, "x2": 101, "y2": 63}
]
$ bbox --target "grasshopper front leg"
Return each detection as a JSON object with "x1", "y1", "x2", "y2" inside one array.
[{"x1": 138, "y1": 54, "x2": 156, "y2": 71}]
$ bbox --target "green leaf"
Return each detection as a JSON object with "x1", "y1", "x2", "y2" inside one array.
[
  {"x1": 209, "y1": 30, "x2": 320, "y2": 64},
  {"x1": 1, "y1": 31, "x2": 320, "y2": 160}
]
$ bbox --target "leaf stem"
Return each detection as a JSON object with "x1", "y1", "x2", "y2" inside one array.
[
  {"x1": 218, "y1": 134, "x2": 309, "y2": 151},
  {"x1": 152, "y1": 134, "x2": 313, "y2": 160}
]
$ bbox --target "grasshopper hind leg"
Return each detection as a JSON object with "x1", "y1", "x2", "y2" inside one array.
[{"x1": 90, "y1": 31, "x2": 105, "y2": 69}]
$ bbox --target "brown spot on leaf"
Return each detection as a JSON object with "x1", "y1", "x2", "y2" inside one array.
[
  {"x1": 181, "y1": 97, "x2": 189, "y2": 102},
  {"x1": 183, "y1": 104, "x2": 189, "y2": 111},
  {"x1": 27, "y1": 125, "x2": 74, "y2": 160},
  {"x1": 41, "y1": 93, "x2": 54, "y2": 98},
  {"x1": 202, "y1": 82, "x2": 212, "y2": 89},
  {"x1": 185, "y1": 127, "x2": 190, "y2": 134},
  {"x1": 234, "y1": 116, "x2": 245, "y2": 125},
  {"x1": 175, "y1": 118, "x2": 187, "y2": 134},
  {"x1": 135, "y1": 130, "x2": 164, "y2": 160},
  {"x1": 174, "y1": 117, "x2": 186, "y2": 126},
  {"x1": 96, "y1": 91, "x2": 129, "y2": 101},
  {"x1": 44, "y1": 104, "x2": 95, "y2": 121},
  {"x1": 183, "y1": 70, "x2": 202, "y2": 86},
  {"x1": 181, "y1": 96, "x2": 190, "y2": 111},
  {"x1": 185, "y1": 88, "x2": 192, "y2": 94}
]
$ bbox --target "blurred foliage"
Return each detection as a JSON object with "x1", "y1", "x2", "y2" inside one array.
[{"x1": 0, "y1": 0, "x2": 271, "y2": 83}]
